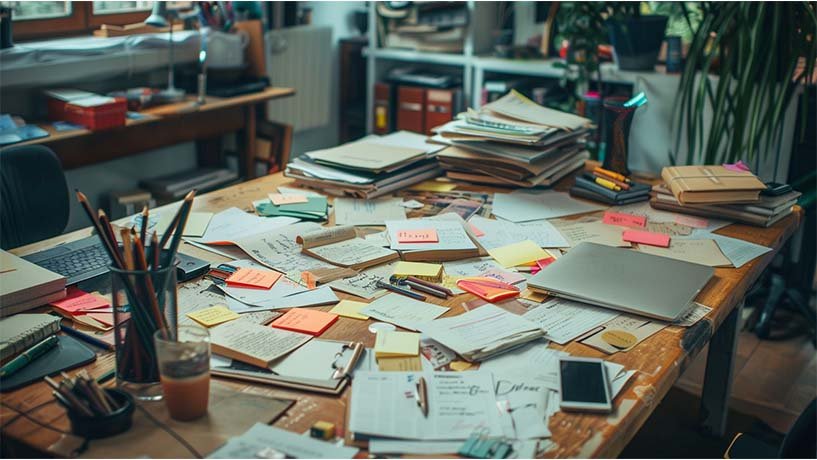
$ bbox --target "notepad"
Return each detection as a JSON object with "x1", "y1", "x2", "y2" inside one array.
[
  {"x1": 396, "y1": 229, "x2": 439, "y2": 243},
  {"x1": 487, "y1": 240, "x2": 548, "y2": 268},
  {"x1": 225, "y1": 268, "x2": 282, "y2": 289},
  {"x1": 186, "y1": 305, "x2": 240, "y2": 327},
  {"x1": 374, "y1": 331, "x2": 420, "y2": 358},
  {"x1": 622, "y1": 229, "x2": 671, "y2": 247},
  {"x1": 329, "y1": 300, "x2": 370, "y2": 320},
  {"x1": 210, "y1": 319, "x2": 312, "y2": 368},
  {"x1": 378, "y1": 356, "x2": 423, "y2": 371},
  {"x1": 392, "y1": 261, "x2": 443, "y2": 281},
  {"x1": 50, "y1": 287, "x2": 109, "y2": 314},
  {"x1": 271, "y1": 309, "x2": 338, "y2": 336}
]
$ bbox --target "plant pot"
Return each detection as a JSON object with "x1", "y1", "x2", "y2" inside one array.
[{"x1": 607, "y1": 15, "x2": 668, "y2": 71}]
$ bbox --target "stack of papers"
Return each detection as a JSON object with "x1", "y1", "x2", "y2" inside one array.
[
  {"x1": 285, "y1": 131, "x2": 444, "y2": 199},
  {"x1": 432, "y1": 91, "x2": 592, "y2": 188}
]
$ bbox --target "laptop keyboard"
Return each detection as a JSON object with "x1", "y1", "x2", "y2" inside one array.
[{"x1": 36, "y1": 243, "x2": 110, "y2": 280}]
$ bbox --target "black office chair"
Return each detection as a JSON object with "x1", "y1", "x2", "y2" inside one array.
[
  {"x1": 725, "y1": 399, "x2": 816, "y2": 459},
  {"x1": 0, "y1": 145, "x2": 69, "y2": 250}
]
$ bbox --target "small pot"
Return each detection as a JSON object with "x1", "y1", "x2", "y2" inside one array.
[
  {"x1": 67, "y1": 389, "x2": 135, "y2": 439},
  {"x1": 607, "y1": 15, "x2": 668, "y2": 71}
]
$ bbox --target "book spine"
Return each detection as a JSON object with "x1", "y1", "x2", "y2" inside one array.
[
  {"x1": 661, "y1": 167, "x2": 686, "y2": 203},
  {"x1": 0, "y1": 319, "x2": 60, "y2": 361}
]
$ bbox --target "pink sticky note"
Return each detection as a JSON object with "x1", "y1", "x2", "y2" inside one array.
[
  {"x1": 622, "y1": 229, "x2": 671, "y2": 247},
  {"x1": 482, "y1": 268, "x2": 526, "y2": 285},
  {"x1": 397, "y1": 229, "x2": 439, "y2": 243},
  {"x1": 269, "y1": 193, "x2": 308, "y2": 205},
  {"x1": 603, "y1": 211, "x2": 646, "y2": 228},
  {"x1": 723, "y1": 160, "x2": 751, "y2": 173},
  {"x1": 50, "y1": 287, "x2": 110, "y2": 314},
  {"x1": 531, "y1": 257, "x2": 556, "y2": 274},
  {"x1": 675, "y1": 215, "x2": 709, "y2": 228},
  {"x1": 469, "y1": 224, "x2": 485, "y2": 237}
]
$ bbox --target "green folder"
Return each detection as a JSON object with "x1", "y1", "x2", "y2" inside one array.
[{"x1": 255, "y1": 196, "x2": 328, "y2": 221}]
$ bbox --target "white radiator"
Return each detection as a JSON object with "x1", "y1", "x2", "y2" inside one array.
[{"x1": 265, "y1": 25, "x2": 333, "y2": 132}]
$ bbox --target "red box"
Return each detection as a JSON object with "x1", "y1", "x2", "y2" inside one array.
[{"x1": 47, "y1": 92, "x2": 127, "y2": 131}]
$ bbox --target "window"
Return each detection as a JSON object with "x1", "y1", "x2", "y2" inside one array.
[
  {"x1": 3, "y1": 1, "x2": 158, "y2": 40},
  {"x1": 6, "y1": 1, "x2": 71, "y2": 20},
  {"x1": 92, "y1": 1, "x2": 153, "y2": 15}
]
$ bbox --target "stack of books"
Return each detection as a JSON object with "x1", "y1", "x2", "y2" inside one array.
[
  {"x1": 430, "y1": 90, "x2": 592, "y2": 188},
  {"x1": 285, "y1": 131, "x2": 443, "y2": 199},
  {"x1": 652, "y1": 184, "x2": 800, "y2": 227},
  {"x1": 570, "y1": 169, "x2": 651, "y2": 205}
]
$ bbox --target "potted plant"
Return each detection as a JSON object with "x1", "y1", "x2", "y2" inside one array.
[
  {"x1": 606, "y1": 2, "x2": 669, "y2": 71},
  {"x1": 673, "y1": 2, "x2": 816, "y2": 166}
]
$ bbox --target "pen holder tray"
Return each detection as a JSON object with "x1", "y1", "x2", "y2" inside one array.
[{"x1": 67, "y1": 389, "x2": 135, "y2": 439}]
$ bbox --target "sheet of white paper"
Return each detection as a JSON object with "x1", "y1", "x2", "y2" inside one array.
[
  {"x1": 187, "y1": 207, "x2": 298, "y2": 244},
  {"x1": 522, "y1": 298, "x2": 619, "y2": 345},
  {"x1": 367, "y1": 440, "x2": 463, "y2": 455},
  {"x1": 277, "y1": 186, "x2": 323, "y2": 197},
  {"x1": 233, "y1": 222, "x2": 336, "y2": 277},
  {"x1": 550, "y1": 219, "x2": 631, "y2": 248},
  {"x1": 479, "y1": 341, "x2": 566, "y2": 390},
  {"x1": 469, "y1": 215, "x2": 569, "y2": 249},
  {"x1": 363, "y1": 230, "x2": 391, "y2": 247},
  {"x1": 326, "y1": 262, "x2": 395, "y2": 300},
  {"x1": 494, "y1": 371, "x2": 552, "y2": 439},
  {"x1": 360, "y1": 293, "x2": 449, "y2": 331},
  {"x1": 368, "y1": 130, "x2": 445, "y2": 153},
  {"x1": 614, "y1": 201, "x2": 731, "y2": 232},
  {"x1": 492, "y1": 191, "x2": 605, "y2": 223},
  {"x1": 385, "y1": 218, "x2": 477, "y2": 251},
  {"x1": 225, "y1": 286, "x2": 338, "y2": 312},
  {"x1": 207, "y1": 423, "x2": 358, "y2": 459},
  {"x1": 702, "y1": 232, "x2": 773, "y2": 268},
  {"x1": 349, "y1": 371, "x2": 505, "y2": 441},
  {"x1": 334, "y1": 197, "x2": 407, "y2": 226},
  {"x1": 400, "y1": 200, "x2": 425, "y2": 209},
  {"x1": 672, "y1": 302, "x2": 712, "y2": 327}
]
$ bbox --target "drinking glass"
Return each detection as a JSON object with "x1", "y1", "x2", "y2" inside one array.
[{"x1": 154, "y1": 325, "x2": 211, "y2": 421}]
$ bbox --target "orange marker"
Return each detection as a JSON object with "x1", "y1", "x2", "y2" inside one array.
[
  {"x1": 594, "y1": 166, "x2": 631, "y2": 183},
  {"x1": 593, "y1": 172, "x2": 630, "y2": 190}
]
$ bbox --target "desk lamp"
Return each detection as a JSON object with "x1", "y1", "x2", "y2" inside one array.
[{"x1": 146, "y1": 2, "x2": 185, "y2": 103}]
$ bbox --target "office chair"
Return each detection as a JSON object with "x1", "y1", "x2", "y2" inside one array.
[
  {"x1": 0, "y1": 145, "x2": 69, "y2": 250},
  {"x1": 724, "y1": 399, "x2": 816, "y2": 459}
]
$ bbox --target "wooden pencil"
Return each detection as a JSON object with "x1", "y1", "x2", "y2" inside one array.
[
  {"x1": 164, "y1": 190, "x2": 196, "y2": 268},
  {"x1": 140, "y1": 205, "x2": 149, "y2": 245}
]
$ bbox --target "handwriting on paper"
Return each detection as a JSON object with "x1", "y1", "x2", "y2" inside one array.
[
  {"x1": 397, "y1": 229, "x2": 439, "y2": 243},
  {"x1": 603, "y1": 211, "x2": 646, "y2": 228}
]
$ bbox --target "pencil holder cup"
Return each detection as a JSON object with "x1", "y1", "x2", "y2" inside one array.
[
  {"x1": 67, "y1": 389, "x2": 134, "y2": 439},
  {"x1": 601, "y1": 96, "x2": 639, "y2": 176},
  {"x1": 111, "y1": 264, "x2": 178, "y2": 401}
]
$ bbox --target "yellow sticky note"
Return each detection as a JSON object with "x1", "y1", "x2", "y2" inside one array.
[
  {"x1": 329, "y1": 300, "x2": 370, "y2": 320},
  {"x1": 393, "y1": 261, "x2": 443, "y2": 280},
  {"x1": 187, "y1": 305, "x2": 240, "y2": 327},
  {"x1": 488, "y1": 240, "x2": 548, "y2": 268},
  {"x1": 377, "y1": 356, "x2": 423, "y2": 372},
  {"x1": 157, "y1": 212, "x2": 213, "y2": 238},
  {"x1": 374, "y1": 331, "x2": 420, "y2": 358},
  {"x1": 410, "y1": 180, "x2": 457, "y2": 192}
]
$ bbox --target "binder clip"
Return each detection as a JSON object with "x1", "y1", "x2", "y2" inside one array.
[{"x1": 458, "y1": 430, "x2": 512, "y2": 459}]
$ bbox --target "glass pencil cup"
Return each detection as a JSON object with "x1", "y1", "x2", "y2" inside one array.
[
  {"x1": 154, "y1": 325, "x2": 211, "y2": 421},
  {"x1": 601, "y1": 96, "x2": 638, "y2": 177},
  {"x1": 111, "y1": 264, "x2": 178, "y2": 401}
]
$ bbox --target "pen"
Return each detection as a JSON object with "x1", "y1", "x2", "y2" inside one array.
[
  {"x1": 415, "y1": 377, "x2": 429, "y2": 417},
  {"x1": 405, "y1": 276, "x2": 454, "y2": 296},
  {"x1": 60, "y1": 324, "x2": 114, "y2": 351},
  {"x1": 390, "y1": 276, "x2": 448, "y2": 299},
  {"x1": 592, "y1": 172, "x2": 630, "y2": 190},
  {"x1": 593, "y1": 166, "x2": 630, "y2": 183},
  {"x1": 0, "y1": 335, "x2": 59, "y2": 378},
  {"x1": 593, "y1": 176, "x2": 622, "y2": 192},
  {"x1": 376, "y1": 279, "x2": 426, "y2": 301}
]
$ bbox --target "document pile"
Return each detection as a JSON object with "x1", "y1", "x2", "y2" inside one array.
[
  {"x1": 285, "y1": 131, "x2": 444, "y2": 199},
  {"x1": 431, "y1": 90, "x2": 592, "y2": 187}
]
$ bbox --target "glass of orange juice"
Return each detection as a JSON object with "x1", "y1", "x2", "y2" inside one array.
[{"x1": 153, "y1": 325, "x2": 210, "y2": 421}]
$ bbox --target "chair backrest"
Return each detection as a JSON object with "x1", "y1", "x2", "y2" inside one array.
[
  {"x1": 779, "y1": 399, "x2": 816, "y2": 458},
  {"x1": 0, "y1": 145, "x2": 69, "y2": 250}
]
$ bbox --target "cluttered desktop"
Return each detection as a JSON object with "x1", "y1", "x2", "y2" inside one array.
[{"x1": 0, "y1": 87, "x2": 802, "y2": 458}]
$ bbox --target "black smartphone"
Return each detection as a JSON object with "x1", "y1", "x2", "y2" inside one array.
[
  {"x1": 175, "y1": 253, "x2": 211, "y2": 282},
  {"x1": 762, "y1": 182, "x2": 792, "y2": 196}
]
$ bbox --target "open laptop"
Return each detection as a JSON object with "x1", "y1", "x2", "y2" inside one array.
[
  {"x1": 22, "y1": 236, "x2": 110, "y2": 286},
  {"x1": 527, "y1": 242, "x2": 714, "y2": 321}
]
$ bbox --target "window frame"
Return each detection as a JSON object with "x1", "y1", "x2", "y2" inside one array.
[{"x1": 12, "y1": 2, "x2": 153, "y2": 41}]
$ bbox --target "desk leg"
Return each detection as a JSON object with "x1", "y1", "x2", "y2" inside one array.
[
  {"x1": 242, "y1": 106, "x2": 258, "y2": 179},
  {"x1": 699, "y1": 301, "x2": 743, "y2": 437}
]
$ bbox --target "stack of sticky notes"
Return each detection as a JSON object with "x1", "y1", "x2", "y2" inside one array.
[
  {"x1": 254, "y1": 195, "x2": 328, "y2": 221},
  {"x1": 225, "y1": 267, "x2": 282, "y2": 289},
  {"x1": 374, "y1": 331, "x2": 422, "y2": 372},
  {"x1": 329, "y1": 300, "x2": 370, "y2": 320},
  {"x1": 186, "y1": 305, "x2": 240, "y2": 327},
  {"x1": 49, "y1": 287, "x2": 113, "y2": 330},
  {"x1": 271, "y1": 308, "x2": 338, "y2": 335},
  {"x1": 392, "y1": 261, "x2": 443, "y2": 282},
  {"x1": 487, "y1": 240, "x2": 549, "y2": 268}
]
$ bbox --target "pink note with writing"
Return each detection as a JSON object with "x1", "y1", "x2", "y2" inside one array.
[
  {"x1": 674, "y1": 215, "x2": 709, "y2": 229},
  {"x1": 50, "y1": 287, "x2": 110, "y2": 313},
  {"x1": 603, "y1": 211, "x2": 646, "y2": 228},
  {"x1": 622, "y1": 229, "x2": 671, "y2": 247},
  {"x1": 482, "y1": 268, "x2": 525, "y2": 285},
  {"x1": 469, "y1": 224, "x2": 485, "y2": 237},
  {"x1": 397, "y1": 229, "x2": 439, "y2": 243}
]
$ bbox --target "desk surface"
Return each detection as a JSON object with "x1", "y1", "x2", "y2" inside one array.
[{"x1": 3, "y1": 168, "x2": 802, "y2": 458}]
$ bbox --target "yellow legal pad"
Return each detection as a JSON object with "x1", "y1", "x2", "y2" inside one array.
[
  {"x1": 329, "y1": 300, "x2": 370, "y2": 320},
  {"x1": 487, "y1": 240, "x2": 549, "y2": 268},
  {"x1": 186, "y1": 305, "x2": 240, "y2": 327},
  {"x1": 377, "y1": 356, "x2": 423, "y2": 371},
  {"x1": 374, "y1": 331, "x2": 420, "y2": 358},
  {"x1": 392, "y1": 261, "x2": 443, "y2": 281}
]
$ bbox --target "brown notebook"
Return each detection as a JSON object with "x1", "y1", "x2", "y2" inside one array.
[{"x1": 661, "y1": 165, "x2": 766, "y2": 204}]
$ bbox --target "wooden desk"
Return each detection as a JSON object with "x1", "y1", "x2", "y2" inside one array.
[
  {"x1": 2, "y1": 169, "x2": 802, "y2": 458},
  {"x1": 13, "y1": 87, "x2": 295, "y2": 180}
]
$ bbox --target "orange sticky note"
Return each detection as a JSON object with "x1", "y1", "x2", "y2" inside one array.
[
  {"x1": 50, "y1": 287, "x2": 110, "y2": 314},
  {"x1": 269, "y1": 193, "x2": 308, "y2": 205},
  {"x1": 396, "y1": 229, "x2": 439, "y2": 243},
  {"x1": 622, "y1": 229, "x2": 671, "y2": 247},
  {"x1": 603, "y1": 211, "x2": 646, "y2": 228},
  {"x1": 469, "y1": 224, "x2": 485, "y2": 237},
  {"x1": 301, "y1": 271, "x2": 317, "y2": 289},
  {"x1": 225, "y1": 267, "x2": 282, "y2": 289},
  {"x1": 270, "y1": 308, "x2": 338, "y2": 335}
]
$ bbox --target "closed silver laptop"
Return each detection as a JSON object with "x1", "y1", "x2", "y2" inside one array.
[{"x1": 527, "y1": 242, "x2": 714, "y2": 321}]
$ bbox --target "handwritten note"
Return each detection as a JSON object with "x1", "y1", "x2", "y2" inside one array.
[
  {"x1": 329, "y1": 300, "x2": 370, "y2": 320},
  {"x1": 269, "y1": 193, "x2": 308, "y2": 205},
  {"x1": 50, "y1": 287, "x2": 109, "y2": 313},
  {"x1": 360, "y1": 293, "x2": 449, "y2": 331},
  {"x1": 622, "y1": 229, "x2": 671, "y2": 247},
  {"x1": 225, "y1": 267, "x2": 282, "y2": 289},
  {"x1": 674, "y1": 215, "x2": 709, "y2": 228},
  {"x1": 522, "y1": 298, "x2": 618, "y2": 345},
  {"x1": 186, "y1": 305, "x2": 240, "y2": 327},
  {"x1": 397, "y1": 229, "x2": 439, "y2": 243},
  {"x1": 603, "y1": 211, "x2": 646, "y2": 228},
  {"x1": 378, "y1": 356, "x2": 423, "y2": 371}
]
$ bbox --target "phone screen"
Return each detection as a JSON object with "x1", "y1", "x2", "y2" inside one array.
[{"x1": 560, "y1": 360, "x2": 608, "y2": 404}]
